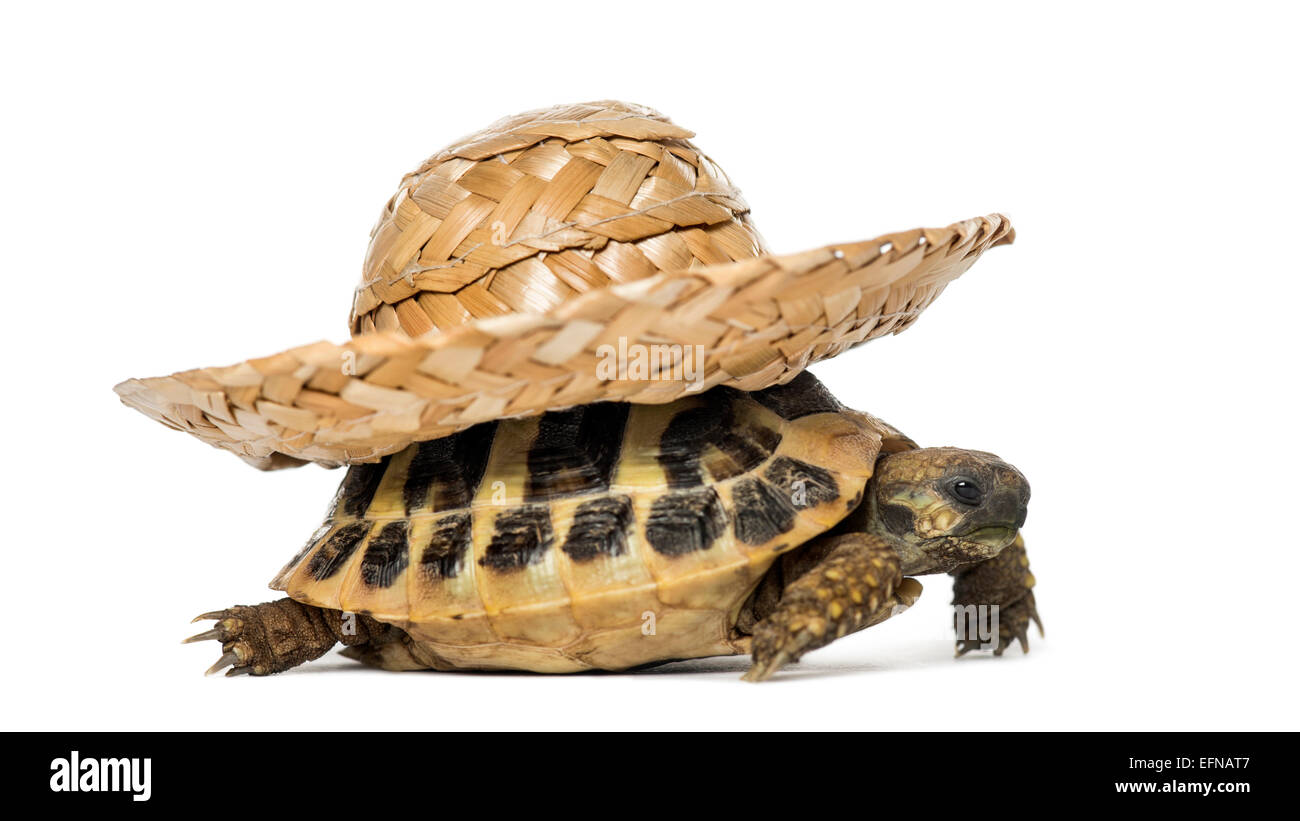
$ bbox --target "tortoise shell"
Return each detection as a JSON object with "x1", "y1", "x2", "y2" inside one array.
[{"x1": 270, "y1": 374, "x2": 889, "y2": 671}]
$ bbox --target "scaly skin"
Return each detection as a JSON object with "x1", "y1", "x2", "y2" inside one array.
[
  {"x1": 951, "y1": 534, "x2": 1042, "y2": 655},
  {"x1": 185, "y1": 598, "x2": 396, "y2": 676},
  {"x1": 743, "y1": 533, "x2": 920, "y2": 682}
]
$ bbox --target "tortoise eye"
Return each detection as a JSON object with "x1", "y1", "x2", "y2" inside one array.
[{"x1": 950, "y1": 480, "x2": 983, "y2": 505}]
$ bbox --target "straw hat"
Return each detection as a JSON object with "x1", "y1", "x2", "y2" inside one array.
[{"x1": 115, "y1": 101, "x2": 1014, "y2": 470}]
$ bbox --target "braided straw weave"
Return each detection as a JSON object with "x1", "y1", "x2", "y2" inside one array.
[
  {"x1": 351, "y1": 101, "x2": 765, "y2": 337},
  {"x1": 115, "y1": 101, "x2": 1014, "y2": 470}
]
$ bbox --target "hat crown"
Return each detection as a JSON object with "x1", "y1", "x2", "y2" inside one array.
[{"x1": 350, "y1": 101, "x2": 769, "y2": 337}]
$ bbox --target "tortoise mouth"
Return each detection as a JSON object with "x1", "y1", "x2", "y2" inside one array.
[{"x1": 961, "y1": 526, "x2": 1017, "y2": 547}]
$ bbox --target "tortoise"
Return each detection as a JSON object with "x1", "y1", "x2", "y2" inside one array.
[{"x1": 187, "y1": 371, "x2": 1038, "y2": 681}]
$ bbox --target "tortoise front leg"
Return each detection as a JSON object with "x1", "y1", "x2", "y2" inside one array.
[
  {"x1": 742, "y1": 533, "x2": 921, "y2": 682},
  {"x1": 950, "y1": 534, "x2": 1042, "y2": 656},
  {"x1": 184, "y1": 598, "x2": 395, "y2": 676}
]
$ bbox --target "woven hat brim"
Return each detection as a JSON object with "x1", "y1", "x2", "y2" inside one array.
[{"x1": 115, "y1": 214, "x2": 1013, "y2": 470}]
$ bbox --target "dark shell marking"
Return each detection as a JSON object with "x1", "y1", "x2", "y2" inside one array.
[
  {"x1": 730, "y1": 478, "x2": 797, "y2": 545},
  {"x1": 764, "y1": 457, "x2": 840, "y2": 509},
  {"x1": 644, "y1": 487, "x2": 729, "y2": 556},
  {"x1": 562, "y1": 496, "x2": 635, "y2": 561},
  {"x1": 749, "y1": 371, "x2": 843, "y2": 420},
  {"x1": 307, "y1": 521, "x2": 371, "y2": 581},
  {"x1": 526, "y1": 404, "x2": 629, "y2": 501},
  {"x1": 420, "y1": 513, "x2": 472, "y2": 581},
  {"x1": 482, "y1": 505, "x2": 554, "y2": 570},
  {"x1": 338, "y1": 458, "x2": 389, "y2": 517},
  {"x1": 360, "y1": 521, "x2": 409, "y2": 588},
  {"x1": 655, "y1": 389, "x2": 782, "y2": 487},
  {"x1": 402, "y1": 422, "x2": 497, "y2": 514}
]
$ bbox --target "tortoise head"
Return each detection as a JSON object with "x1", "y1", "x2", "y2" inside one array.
[{"x1": 866, "y1": 447, "x2": 1029, "y2": 575}]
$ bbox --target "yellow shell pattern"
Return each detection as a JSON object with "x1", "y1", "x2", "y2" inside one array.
[{"x1": 271, "y1": 377, "x2": 883, "y2": 671}]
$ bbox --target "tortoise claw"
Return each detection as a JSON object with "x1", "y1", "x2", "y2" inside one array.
[
  {"x1": 741, "y1": 651, "x2": 789, "y2": 683},
  {"x1": 192, "y1": 610, "x2": 227, "y2": 623},
  {"x1": 191, "y1": 607, "x2": 256, "y2": 676},
  {"x1": 205, "y1": 650, "x2": 240, "y2": 676},
  {"x1": 955, "y1": 592, "x2": 1042, "y2": 657}
]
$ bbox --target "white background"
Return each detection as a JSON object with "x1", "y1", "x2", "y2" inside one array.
[{"x1": 2, "y1": 1, "x2": 1296, "y2": 731}]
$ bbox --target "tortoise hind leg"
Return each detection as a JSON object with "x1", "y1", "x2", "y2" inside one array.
[
  {"x1": 741, "y1": 533, "x2": 922, "y2": 682},
  {"x1": 185, "y1": 598, "x2": 399, "y2": 676}
]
